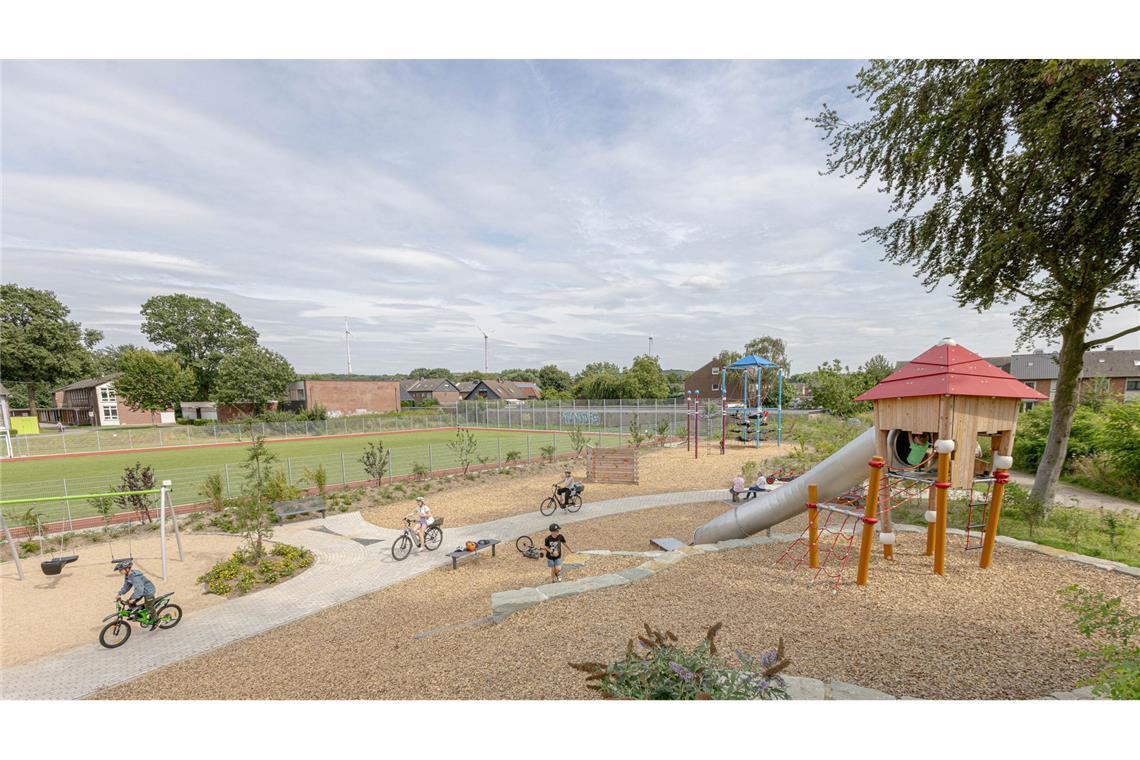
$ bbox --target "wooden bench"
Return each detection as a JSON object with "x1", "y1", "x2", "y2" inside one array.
[
  {"x1": 272, "y1": 495, "x2": 328, "y2": 525},
  {"x1": 447, "y1": 539, "x2": 499, "y2": 570}
]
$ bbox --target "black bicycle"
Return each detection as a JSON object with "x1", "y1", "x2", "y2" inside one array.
[
  {"x1": 392, "y1": 517, "x2": 444, "y2": 560},
  {"x1": 540, "y1": 484, "x2": 583, "y2": 516}
]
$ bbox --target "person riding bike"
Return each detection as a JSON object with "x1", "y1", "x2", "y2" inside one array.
[
  {"x1": 404, "y1": 496, "x2": 432, "y2": 551},
  {"x1": 113, "y1": 559, "x2": 158, "y2": 627},
  {"x1": 555, "y1": 470, "x2": 579, "y2": 506}
]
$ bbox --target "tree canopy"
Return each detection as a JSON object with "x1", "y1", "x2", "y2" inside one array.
[
  {"x1": 0, "y1": 284, "x2": 102, "y2": 412},
  {"x1": 815, "y1": 59, "x2": 1140, "y2": 503},
  {"x1": 114, "y1": 349, "x2": 196, "y2": 422},
  {"x1": 140, "y1": 294, "x2": 259, "y2": 399},
  {"x1": 213, "y1": 345, "x2": 296, "y2": 413}
]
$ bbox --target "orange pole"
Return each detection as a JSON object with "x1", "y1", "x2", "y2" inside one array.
[
  {"x1": 855, "y1": 457, "x2": 885, "y2": 586},
  {"x1": 933, "y1": 441, "x2": 954, "y2": 576},
  {"x1": 807, "y1": 484, "x2": 819, "y2": 569},
  {"x1": 880, "y1": 474, "x2": 894, "y2": 560},
  {"x1": 924, "y1": 487, "x2": 936, "y2": 556},
  {"x1": 980, "y1": 457, "x2": 1012, "y2": 569}
]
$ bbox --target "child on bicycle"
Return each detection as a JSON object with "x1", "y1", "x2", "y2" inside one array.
[
  {"x1": 544, "y1": 523, "x2": 572, "y2": 583},
  {"x1": 113, "y1": 558, "x2": 158, "y2": 626},
  {"x1": 405, "y1": 496, "x2": 432, "y2": 551}
]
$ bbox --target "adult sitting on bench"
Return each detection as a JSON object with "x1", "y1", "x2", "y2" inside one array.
[
  {"x1": 729, "y1": 473, "x2": 752, "y2": 503},
  {"x1": 273, "y1": 494, "x2": 328, "y2": 525}
]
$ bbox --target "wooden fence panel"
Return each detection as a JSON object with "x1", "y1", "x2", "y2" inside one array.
[{"x1": 587, "y1": 446, "x2": 639, "y2": 484}]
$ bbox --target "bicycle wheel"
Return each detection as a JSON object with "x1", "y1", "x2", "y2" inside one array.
[
  {"x1": 99, "y1": 620, "x2": 132, "y2": 649},
  {"x1": 157, "y1": 604, "x2": 182, "y2": 630},
  {"x1": 566, "y1": 495, "x2": 583, "y2": 513},
  {"x1": 391, "y1": 534, "x2": 413, "y2": 561},
  {"x1": 516, "y1": 535, "x2": 534, "y2": 553},
  {"x1": 539, "y1": 498, "x2": 558, "y2": 516},
  {"x1": 423, "y1": 527, "x2": 443, "y2": 551}
]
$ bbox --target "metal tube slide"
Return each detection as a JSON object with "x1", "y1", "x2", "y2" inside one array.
[{"x1": 692, "y1": 426, "x2": 877, "y2": 545}]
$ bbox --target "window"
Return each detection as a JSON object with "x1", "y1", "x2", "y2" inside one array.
[
  {"x1": 711, "y1": 367, "x2": 719, "y2": 376},
  {"x1": 99, "y1": 385, "x2": 117, "y2": 403},
  {"x1": 1126, "y1": 379, "x2": 1140, "y2": 391},
  {"x1": 712, "y1": 383, "x2": 719, "y2": 391},
  {"x1": 1024, "y1": 380, "x2": 1036, "y2": 389},
  {"x1": 101, "y1": 403, "x2": 118, "y2": 421}
]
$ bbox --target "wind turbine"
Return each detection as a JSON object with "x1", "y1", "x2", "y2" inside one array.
[
  {"x1": 344, "y1": 318, "x2": 353, "y2": 375},
  {"x1": 476, "y1": 324, "x2": 490, "y2": 373},
  {"x1": 648, "y1": 335, "x2": 654, "y2": 357}
]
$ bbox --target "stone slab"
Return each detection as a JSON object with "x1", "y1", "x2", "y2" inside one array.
[
  {"x1": 617, "y1": 566, "x2": 657, "y2": 582},
  {"x1": 829, "y1": 681, "x2": 897, "y2": 700},
  {"x1": 650, "y1": 537, "x2": 686, "y2": 551},
  {"x1": 490, "y1": 587, "x2": 548, "y2": 621},
  {"x1": 783, "y1": 676, "x2": 827, "y2": 700}
]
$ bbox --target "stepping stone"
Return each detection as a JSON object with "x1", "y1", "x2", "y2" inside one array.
[
  {"x1": 650, "y1": 537, "x2": 686, "y2": 551},
  {"x1": 490, "y1": 587, "x2": 548, "y2": 622},
  {"x1": 617, "y1": 566, "x2": 655, "y2": 582}
]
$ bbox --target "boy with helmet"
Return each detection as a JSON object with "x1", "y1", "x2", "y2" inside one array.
[
  {"x1": 113, "y1": 558, "x2": 158, "y2": 627},
  {"x1": 544, "y1": 523, "x2": 572, "y2": 584}
]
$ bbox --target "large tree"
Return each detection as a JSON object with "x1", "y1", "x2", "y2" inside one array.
[
  {"x1": 623, "y1": 354, "x2": 671, "y2": 399},
  {"x1": 89, "y1": 343, "x2": 144, "y2": 375},
  {"x1": 140, "y1": 294, "x2": 259, "y2": 399},
  {"x1": 537, "y1": 364, "x2": 573, "y2": 394},
  {"x1": 115, "y1": 349, "x2": 196, "y2": 424},
  {"x1": 0, "y1": 285, "x2": 102, "y2": 414},
  {"x1": 213, "y1": 345, "x2": 296, "y2": 413},
  {"x1": 815, "y1": 60, "x2": 1140, "y2": 504}
]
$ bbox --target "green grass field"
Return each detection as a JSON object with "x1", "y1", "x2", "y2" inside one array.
[{"x1": 0, "y1": 428, "x2": 617, "y2": 523}]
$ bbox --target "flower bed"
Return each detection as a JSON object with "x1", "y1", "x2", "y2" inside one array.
[{"x1": 198, "y1": 543, "x2": 314, "y2": 596}]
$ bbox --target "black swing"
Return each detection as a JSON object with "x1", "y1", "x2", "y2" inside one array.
[{"x1": 37, "y1": 517, "x2": 79, "y2": 576}]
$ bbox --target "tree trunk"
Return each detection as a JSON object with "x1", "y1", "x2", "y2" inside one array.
[
  {"x1": 1030, "y1": 300, "x2": 1095, "y2": 506},
  {"x1": 26, "y1": 382, "x2": 37, "y2": 417}
]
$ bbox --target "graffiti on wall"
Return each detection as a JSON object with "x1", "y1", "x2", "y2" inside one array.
[{"x1": 561, "y1": 411, "x2": 602, "y2": 426}]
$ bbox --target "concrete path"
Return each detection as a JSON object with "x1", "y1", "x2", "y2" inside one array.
[
  {"x1": 0, "y1": 489, "x2": 721, "y2": 700},
  {"x1": 1008, "y1": 472, "x2": 1138, "y2": 513}
]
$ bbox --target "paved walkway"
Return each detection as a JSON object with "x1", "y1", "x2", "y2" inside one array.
[
  {"x1": 1008, "y1": 472, "x2": 1138, "y2": 513},
  {"x1": 0, "y1": 489, "x2": 722, "y2": 700}
]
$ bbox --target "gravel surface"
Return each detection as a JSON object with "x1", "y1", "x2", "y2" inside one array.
[
  {"x1": 95, "y1": 499, "x2": 1136, "y2": 700},
  {"x1": 0, "y1": 533, "x2": 245, "y2": 667},
  {"x1": 359, "y1": 444, "x2": 781, "y2": 530}
]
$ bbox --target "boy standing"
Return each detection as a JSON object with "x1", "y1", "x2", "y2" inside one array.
[{"x1": 544, "y1": 523, "x2": 571, "y2": 583}]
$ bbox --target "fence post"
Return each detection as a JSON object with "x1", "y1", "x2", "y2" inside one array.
[
  {"x1": 527, "y1": 434, "x2": 531, "y2": 461},
  {"x1": 341, "y1": 453, "x2": 348, "y2": 484},
  {"x1": 96, "y1": 429, "x2": 102, "y2": 451},
  {"x1": 287, "y1": 457, "x2": 293, "y2": 485},
  {"x1": 388, "y1": 455, "x2": 394, "y2": 484},
  {"x1": 61, "y1": 433, "x2": 67, "y2": 455},
  {"x1": 497, "y1": 437, "x2": 502, "y2": 465},
  {"x1": 428, "y1": 444, "x2": 433, "y2": 475},
  {"x1": 62, "y1": 478, "x2": 73, "y2": 531},
  {"x1": 224, "y1": 463, "x2": 232, "y2": 496}
]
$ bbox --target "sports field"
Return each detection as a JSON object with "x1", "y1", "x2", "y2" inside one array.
[{"x1": 0, "y1": 428, "x2": 616, "y2": 523}]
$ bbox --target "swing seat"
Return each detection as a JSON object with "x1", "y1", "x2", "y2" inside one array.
[{"x1": 40, "y1": 555, "x2": 79, "y2": 575}]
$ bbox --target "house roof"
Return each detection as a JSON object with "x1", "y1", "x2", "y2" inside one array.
[
  {"x1": 511, "y1": 381, "x2": 542, "y2": 398},
  {"x1": 456, "y1": 381, "x2": 478, "y2": 393},
  {"x1": 1010, "y1": 349, "x2": 1140, "y2": 380},
  {"x1": 464, "y1": 379, "x2": 532, "y2": 400},
  {"x1": 54, "y1": 375, "x2": 119, "y2": 393},
  {"x1": 404, "y1": 378, "x2": 458, "y2": 393},
  {"x1": 855, "y1": 340, "x2": 1046, "y2": 402}
]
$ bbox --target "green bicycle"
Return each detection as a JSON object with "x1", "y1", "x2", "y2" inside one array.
[{"x1": 99, "y1": 593, "x2": 182, "y2": 649}]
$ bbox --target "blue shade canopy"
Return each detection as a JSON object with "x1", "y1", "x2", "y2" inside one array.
[{"x1": 729, "y1": 354, "x2": 779, "y2": 369}]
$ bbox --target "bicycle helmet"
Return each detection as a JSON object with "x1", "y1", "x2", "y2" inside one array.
[
  {"x1": 549, "y1": 523, "x2": 560, "y2": 531},
  {"x1": 415, "y1": 496, "x2": 425, "y2": 503},
  {"x1": 113, "y1": 559, "x2": 133, "y2": 571}
]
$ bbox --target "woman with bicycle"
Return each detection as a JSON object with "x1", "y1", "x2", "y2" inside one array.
[{"x1": 405, "y1": 496, "x2": 432, "y2": 551}]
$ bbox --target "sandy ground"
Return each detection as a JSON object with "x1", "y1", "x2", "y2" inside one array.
[
  {"x1": 96, "y1": 497, "x2": 1137, "y2": 700},
  {"x1": 0, "y1": 533, "x2": 244, "y2": 667},
  {"x1": 361, "y1": 442, "x2": 784, "y2": 530}
]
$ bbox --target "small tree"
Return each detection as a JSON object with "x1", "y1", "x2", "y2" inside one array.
[
  {"x1": 360, "y1": 442, "x2": 391, "y2": 486},
  {"x1": 89, "y1": 496, "x2": 115, "y2": 533},
  {"x1": 447, "y1": 428, "x2": 479, "y2": 475},
  {"x1": 114, "y1": 462, "x2": 157, "y2": 523},
  {"x1": 656, "y1": 419, "x2": 670, "y2": 442},
  {"x1": 628, "y1": 413, "x2": 647, "y2": 448},
  {"x1": 304, "y1": 464, "x2": 328, "y2": 495},
  {"x1": 199, "y1": 473, "x2": 226, "y2": 512},
  {"x1": 213, "y1": 344, "x2": 296, "y2": 414},
  {"x1": 236, "y1": 437, "x2": 277, "y2": 558},
  {"x1": 568, "y1": 425, "x2": 589, "y2": 458}
]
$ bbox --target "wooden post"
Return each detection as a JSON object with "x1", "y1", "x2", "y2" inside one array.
[
  {"x1": 855, "y1": 456, "x2": 885, "y2": 586},
  {"x1": 807, "y1": 484, "x2": 819, "y2": 569},
  {"x1": 933, "y1": 439, "x2": 955, "y2": 576},
  {"x1": 875, "y1": 428, "x2": 894, "y2": 559},
  {"x1": 980, "y1": 444, "x2": 1013, "y2": 569}
]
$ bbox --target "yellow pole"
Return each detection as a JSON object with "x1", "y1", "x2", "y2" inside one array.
[
  {"x1": 855, "y1": 456, "x2": 885, "y2": 586},
  {"x1": 933, "y1": 440, "x2": 954, "y2": 576},
  {"x1": 807, "y1": 484, "x2": 819, "y2": 569},
  {"x1": 924, "y1": 487, "x2": 936, "y2": 556},
  {"x1": 980, "y1": 455, "x2": 1012, "y2": 569}
]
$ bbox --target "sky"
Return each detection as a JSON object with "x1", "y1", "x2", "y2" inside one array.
[{"x1": 2, "y1": 60, "x2": 1137, "y2": 376}]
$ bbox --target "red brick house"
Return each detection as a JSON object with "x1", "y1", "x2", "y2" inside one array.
[
  {"x1": 50, "y1": 375, "x2": 175, "y2": 426},
  {"x1": 461, "y1": 379, "x2": 540, "y2": 402},
  {"x1": 683, "y1": 357, "x2": 747, "y2": 400},
  {"x1": 400, "y1": 378, "x2": 463, "y2": 405}
]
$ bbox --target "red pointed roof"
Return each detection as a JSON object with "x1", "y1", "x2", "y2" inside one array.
[{"x1": 855, "y1": 340, "x2": 1047, "y2": 402}]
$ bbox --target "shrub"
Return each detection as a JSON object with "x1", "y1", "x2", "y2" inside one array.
[
  {"x1": 360, "y1": 441, "x2": 391, "y2": 486},
  {"x1": 570, "y1": 622, "x2": 790, "y2": 700},
  {"x1": 627, "y1": 414, "x2": 647, "y2": 448},
  {"x1": 742, "y1": 460, "x2": 761, "y2": 483},
  {"x1": 198, "y1": 543, "x2": 314, "y2": 596},
  {"x1": 199, "y1": 473, "x2": 226, "y2": 512},
  {"x1": 114, "y1": 462, "x2": 157, "y2": 522},
  {"x1": 540, "y1": 444, "x2": 556, "y2": 462},
  {"x1": 568, "y1": 426, "x2": 589, "y2": 457},
  {"x1": 504, "y1": 450, "x2": 522, "y2": 464},
  {"x1": 303, "y1": 464, "x2": 328, "y2": 495},
  {"x1": 656, "y1": 419, "x2": 670, "y2": 439},
  {"x1": 1059, "y1": 585, "x2": 1139, "y2": 700},
  {"x1": 89, "y1": 496, "x2": 115, "y2": 531},
  {"x1": 411, "y1": 462, "x2": 429, "y2": 480}
]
